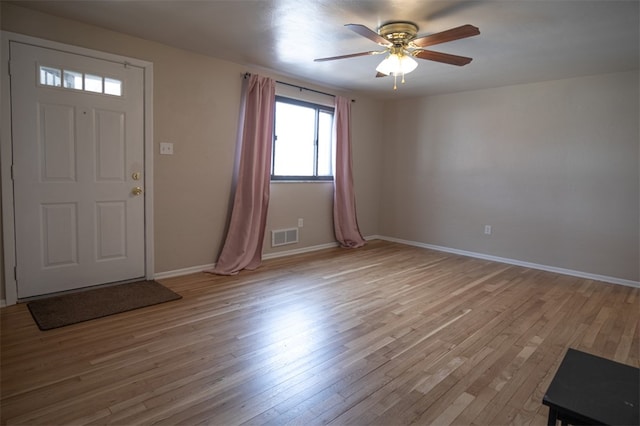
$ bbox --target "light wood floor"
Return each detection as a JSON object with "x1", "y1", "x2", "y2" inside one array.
[{"x1": 1, "y1": 240, "x2": 638, "y2": 425}]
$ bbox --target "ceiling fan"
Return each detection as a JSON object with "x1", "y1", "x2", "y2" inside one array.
[{"x1": 314, "y1": 22, "x2": 480, "y2": 89}]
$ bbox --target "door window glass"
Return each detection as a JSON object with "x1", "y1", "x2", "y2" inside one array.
[
  {"x1": 63, "y1": 70, "x2": 83, "y2": 90},
  {"x1": 84, "y1": 74, "x2": 103, "y2": 93},
  {"x1": 39, "y1": 65, "x2": 122, "y2": 97},
  {"x1": 104, "y1": 78, "x2": 122, "y2": 96},
  {"x1": 39, "y1": 66, "x2": 61, "y2": 87}
]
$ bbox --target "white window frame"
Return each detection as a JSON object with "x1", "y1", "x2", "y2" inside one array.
[{"x1": 271, "y1": 96, "x2": 335, "y2": 182}]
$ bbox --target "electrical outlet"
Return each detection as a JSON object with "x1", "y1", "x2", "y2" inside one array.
[
  {"x1": 160, "y1": 142, "x2": 174, "y2": 155},
  {"x1": 484, "y1": 225, "x2": 492, "y2": 235},
  {"x1": 298, "y1": 218, "x2": 304, "y2": 228}
]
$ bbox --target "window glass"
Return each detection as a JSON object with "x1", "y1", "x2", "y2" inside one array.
[
  {"x1": 317, "y1": 110, "x2": 334, "y2": 177},
  {"x1": 274, "y1": 102, "x2": 316, "y2": 176},
  {"x1": 272, "y1": 97, "x2": 334, "y2": 181},
  {"x1": 39, "y1": 65, "x2": 123, "y2": 97},
  {"x1": 63, "y1": 70, "x2": 83, "y2": 90},
  {"x1": 40, "y1": 66, "x2": 61, "y2": 87},
  {"x1": 104, "y1": 78, "x2": 122, "y2": 96},
  {"x1": 84, "y1": 74, "x2": 103, "y2": 93}
]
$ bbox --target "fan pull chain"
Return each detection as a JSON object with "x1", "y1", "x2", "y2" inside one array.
[{"x1": 392, "y1": 72, "x2": 407, "y2": 90}]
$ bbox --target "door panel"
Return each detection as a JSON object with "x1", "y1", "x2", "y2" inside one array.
[
  {"x1": 11, "y1": 42, "x2": 145, "y2": 298},
  {"x1": 96, "y1": 201, "x2": 127, "y2": 260},
  {"x1": 41, "y1": 203, "x2": 78, "y2": 267},
  {"x1": 95, "y1": 109, "x2": 126, "y2": 182},
  {"x1": 39, "y1": 103, "x2": 77, "y2": 182}
]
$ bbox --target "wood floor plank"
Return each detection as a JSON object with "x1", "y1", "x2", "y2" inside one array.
[{"x1": 1, "y1": 240, "x2": 638, "y2": 425}]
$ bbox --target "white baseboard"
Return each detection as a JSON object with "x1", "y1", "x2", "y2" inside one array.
[
  {"x1": 262, "y1": 242, "x2": 340, "y2": 260},
  {"x1": 153, "y1": 236, "x2": 638, "y2": 289},
  {"x1": 154, "y1": 263, "x2": 215, "y2": 280},
  {"x1": 372, "y1": 235, "x2": 640, "y2": 288},
  {"x1": 154, "y1": 242, "x2": 341, "y2": 280},
  {"x1": 0, "y1": 299, "x2": 6, "y2": 308}
]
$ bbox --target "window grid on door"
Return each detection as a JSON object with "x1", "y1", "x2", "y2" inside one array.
[{"x1": 39, "y1": 65, "x2": 122, "y2": 97}]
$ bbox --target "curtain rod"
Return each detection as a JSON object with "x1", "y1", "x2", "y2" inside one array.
[{"x1": 243, "y1": 72, "x2": 355, "y2": 102}]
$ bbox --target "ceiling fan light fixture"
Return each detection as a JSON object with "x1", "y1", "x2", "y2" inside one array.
[
  {"x1": 376, "y1": 52, "x2": 418, "y2": 89},
  {"x1": 375, "y1": 52, "x2": 418, "y2": 76}
]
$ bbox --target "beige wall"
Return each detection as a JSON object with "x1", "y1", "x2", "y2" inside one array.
[
  {"x1": 1, "y1": 4, "x2": 637, "y2": 303},
  {"x1": 0, "y1": 3, "x2": 384, "y2": 298},
  {"x1": 380, "y1": 71, "x2": 640, "y2": 281}
]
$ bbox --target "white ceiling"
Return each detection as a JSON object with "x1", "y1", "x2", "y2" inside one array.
[{"x1": 12, "y1": 0, "x2": 640, "y2": 98}]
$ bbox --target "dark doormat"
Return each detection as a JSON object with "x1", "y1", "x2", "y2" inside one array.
[{"x1": 26, "y1": 280, "x2": 182, "y2": 330}]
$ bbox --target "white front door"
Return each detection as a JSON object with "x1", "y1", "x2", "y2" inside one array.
[{"x1": 11, "y1": 42, "x2": 146, "y2": 298}]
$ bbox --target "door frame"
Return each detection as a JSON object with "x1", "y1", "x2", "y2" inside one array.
[{"x1": 1, "y1": 32, "x2": 155, "y2": 306}]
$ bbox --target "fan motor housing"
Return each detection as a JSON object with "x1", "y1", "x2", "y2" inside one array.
[{"x1": 378, "y1": 22, "x2": 419, "y2": 45}]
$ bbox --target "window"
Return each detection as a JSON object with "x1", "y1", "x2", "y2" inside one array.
[
  {"x1": 272, "y1": 96, "x2": 334, "y2": 181},
  {"x1": 63, "y1": 70, "x2": 83, "y2": 90},
  {"x1": 39, "y1": 65, "x2": 122, "y2": 97},
  {"x1": 40, "y1": 66, "x2": 61, "y2": 87}
]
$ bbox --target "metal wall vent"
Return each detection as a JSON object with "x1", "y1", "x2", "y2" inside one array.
[{"x1": 271, "y1": 228, "x2": 298, "y2": 247}]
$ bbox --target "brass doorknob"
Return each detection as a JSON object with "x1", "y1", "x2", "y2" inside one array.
[{"x1": 131, "y1": 186, "x2": 143, "y2": 196}]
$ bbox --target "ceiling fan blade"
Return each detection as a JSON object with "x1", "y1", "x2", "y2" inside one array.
[
  {"x1": 413, "y1": 50, "x2": 473, "y2": 66},
  {"x1": 411, "y1": 24, "x2": 479, "y2": 48},
  {"x1": 314, "y1": 51, "x2": 381, "y2": 62},
  {"x1": 375, "y1": 72, "x2": 388, "y2": 78},
  {"x1": 345, "y1": 24, "x2": 392, "y2": 46}
]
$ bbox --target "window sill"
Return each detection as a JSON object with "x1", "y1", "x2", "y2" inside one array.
[{"x1": 270, "y1": 180, "x2": 334, "y2": 184}]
